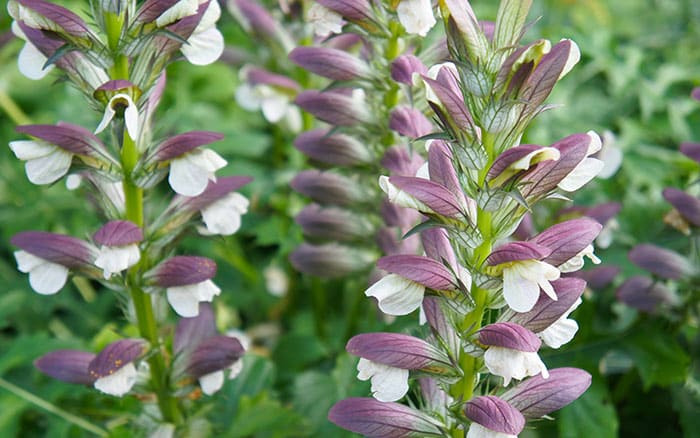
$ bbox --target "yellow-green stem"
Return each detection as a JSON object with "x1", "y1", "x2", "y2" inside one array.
[{"x1": 0, "y1": 89, "x2": 31, "y2": 125}]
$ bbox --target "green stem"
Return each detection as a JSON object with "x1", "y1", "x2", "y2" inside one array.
[
  {"x1": 104, "y1": 12, "x2": 128, "y2": 79},
  {"x1": 121, "y1": 133, "x2": 182, "y2": 425},
  {"x1": 0, "y1": 377, "x2": 108, "y2": 436},
  {"x1": 0, "y1": 88, "x2": 31, "y2": 125}
]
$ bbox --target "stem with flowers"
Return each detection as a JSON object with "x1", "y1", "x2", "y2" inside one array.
[
  {"x1": 7, "y1": 0, "x2": 252, "y2": 434},
  {"x1": 329, "y1": 1, "x2": 609, "y2": 437}
]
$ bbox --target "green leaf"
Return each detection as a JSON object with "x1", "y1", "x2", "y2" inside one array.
[
  {"x1": 623, "y1": 328, "x2": 690, "y2": 388},
  {"x1": 227, "y1": 392, "x2": 306, "y2": 438},
  {"x1": 558, "y1": 378, "x2": 618, "y2": 438}
]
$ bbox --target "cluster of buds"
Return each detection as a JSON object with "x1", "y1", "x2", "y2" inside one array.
[
  {"x1": 284, "y1": 0, "x2": 454, "y2": 278},
  {"x1": 329, "y1": 1, "x2": 609, "y2": 436},
  {"x1": 7, "y1": 0, "x2": 251, "y2": 432},
  {"x1": 616, "y1": 87, "x2": 700, "y2": 314}
]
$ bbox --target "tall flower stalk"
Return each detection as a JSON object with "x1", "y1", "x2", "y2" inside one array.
[
  {"x1": 329, "y1": 1, "x2": 605, "y2": 436},
  {"x1": 8, "y1": 0, "x2": 249, "y2": 433}
]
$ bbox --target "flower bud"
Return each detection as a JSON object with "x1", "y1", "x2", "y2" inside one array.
[
  {"x1": 295, "y1": 89, "x2": 370, "y2": 126},
  {"x1": 616, "y1": 276, "x2": 675, "y2": 313},
  {"x1": 680, "y1": 142, "x2": 700, "y2": 164},
  {"x1": 293, "y1": 129, "x2": 372, "y2": 166},
  {"x1": 289, "y1": 243, "x2": 375, "y2": 278},
  {"x1": 329, "y1": 398, "x2": 445, "y2": 437},
  {"x1": 391, "y1": 55, "x2": 427, "y2": 85},
  {"x1": 663, "y1": 188, "x2": 700, "y2": 227},
  {"x1": 464, "y1": 396, "x2": 525, "y2": 437},
  {"x1": 389, "y1": 107, "x2": 433, "y2": 139},
  {"x1": 502, "y1": 367, "x2": 591, "y2": 418},
  {"x1": 289, "y1": 46, "x2": 370, "y2": 81},
  {"x1": 291, "y1": 170, "x2": 367, "y2": 206},
  {"x1": 35, "y1": 350, "x2": 96, "y2": 385},
  {"x1": 296, "y1": 204, "x2": 374, "y2": 242},
  {"x1": 628, "y1": 244, "x2": 697, "y2": 280}
]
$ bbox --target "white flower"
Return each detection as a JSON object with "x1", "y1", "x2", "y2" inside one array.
[
  {"x1": 397, "y1": 0, "x2": 436, "y2": 37},
  {"x1": 557, "y1": 131, "x2": 605, "y2": 192},
  {"x1": 199, "y1": 192, "x2": 249, "y2": 235},
  {"x1": 558, "y1": 39, "x2": 581, "y2": 80},
  {"x1": 168, "y1": 148, "x2": 227, "y2": 196},
  {"x1": 263, "y1": 265, "x2": 288, "y2": 297},
  {"x1": 95, "y1": 94, "x2": 139, "y2": 140},
  {"x1": 94, "y1": 362, "x2": 137, "y2": 397},
  {"x1": 94, "y1": 244, "x2": 140, "y2": 279},
  {"x1": 14, "y1": 250, "x2": 69, "y2": 295},
  {"x1": 483, "y1": 346, "x2": 549, "y2": 386},
  {"x1": 596, "y1": 130, "x2": 622, "y2": 179},
  {"x1": 199, "y1": 370, "x2": 225, "y2": 395},
  {"x1": 166, "y1": 279, "x2": 221, "y2": 317},
  {"x1": 11, "y1": 21, "x2": 54, "y2": 80},
  {"x1": 596, "y1": 218, "x2": 619, "y2": 249},
  {"x1": 9, "y1": 140, "x2": 73, "y2": 185},
  {"x1": 357, "y1": 358, "x2": 409, "y2": 402},
  {"x1": 235, "y1": 80, "x2": 301, "y2": 131},
  {"x1": 364, "y1": 273, "x2": 424, "y2": 316},
  {"x1": 539, "y1": 298, "x2": 582, "y2": 349},
  {"x1": 307, "y1": 3, "x2": 344, "y2": 37},
  {"x1": 467, "y1": 423, "x2": 517, "y2": 438},
  {"x1": 502, "y1": 260, "x2": 560, "y2": 313},
  {"x1": 181, "y1": 0, "x2": 224, "y2": 66},
  {"x1": 557, "y1": 244, "x2": 601, "y2": 273}
]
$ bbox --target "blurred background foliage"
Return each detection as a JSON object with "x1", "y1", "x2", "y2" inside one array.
[{"x1": 0, "y1": 0, "x2": 699, "y2": 436}]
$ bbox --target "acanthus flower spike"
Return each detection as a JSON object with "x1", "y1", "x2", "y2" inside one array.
[
  {"x1": 12, "y1": 231, "x2": 97, "y2": 295},
  {"x1": 464, "y1": 395, "x2": 525, "y2": 438},
  {"x1": 502, "y1": 367, "x2": 591, "y2": 419},
  {"x1": 479, "y1": 322, "x2": 548, "y2": 386},
  {"x1": 146, "y1": 256, "x2": 221, "y2": 317},
  {"x1": 93, "y1": 220, "x2": 143, "y2": 279}
]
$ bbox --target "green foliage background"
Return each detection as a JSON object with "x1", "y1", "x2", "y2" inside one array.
[{"x1": 0, "y1": 0, "x2": 699, "y2": 436}]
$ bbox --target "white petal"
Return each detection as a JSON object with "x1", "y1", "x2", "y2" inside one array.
[
  {"x1": 307, "y1": 3, "x2": 344, "y2": 37},
  {"x1": 66, "y1": 174, "x2": 82, "y2": 190},
  {"x1": 9, "y1": 140, "x2": 53, "y2": 160},
  {"x1": 24, "y1": 149, "x2": 73, "y2": 185},
  {"x1": 199, "y1": 370, "x2": 225, "y2": 395},
  {"x1": 357, "y1": 359, "x2": 409, "y2": 402},
  {"x1": 229, "y1": 359, "x2": 244, "y2": 379},
  {"x1": 124, "y1": 99, "x2": 139, "y2": 140},
  {"x1": 586, "y1": 130, "x2": 603, "y2": 155},
  {"x1": 263, "y1": 265, "x2": 288, "y2": 297},
  {"x1": 156, "y1": 0, "x2": 199, "y2": 27},
  {"x1": 201, "y1": 192, "x2": 248, "y2": 235},
  {"x1": 166, "y1": 287, "x2": 200, "y2": 317},
  {"x1": 283, "y1": 106, "x2": 302, "y2": 133},
  {"x1": 95, "y1": 104, "x2": 116, "y2": 135},
  {"x1": 234, "y1": 84, "x2": 262, "y2": 111},
  {"x1": 261, "y1": 94, "x2": 290, "y2": 123},
  {"x1": 94, "y1": 362, "x2": 137, "y2": 397},
  {"x1": 397, "y1": 0, "x2": 436, "y2": 37},
  {"x1": 502, "y1": 265, "x2": 540, "y2": 313},
  {"x1": 557, "y1": 157, "x2": 605, "y2": 191},
  {"x1": 17, "y1": 41, "x2": 53, "y2": 80},
  {"x1": 558, "y1": 39, "x2": 581, "y2": 79},
  {"x1": 467, "y1": 422, "x2": 517, "y2": 438},
  {"x1": 169, "y1": 149, "x2": 225, "y2": 196},
  {"x1": 14, "y1": 250, "x2": 43, "y2": 273},
  {"x1": 364, "y1": 274, "x2": 425, "y2": 316},
  {"x1": 484, "y1": 347, "x2": 547, "y2": 386},
  {"x1": 540, "y1": 318, "x2": 578, "y2": 349},
  {"x1": 182, "y1": 27, "x2": 224, "y2": 66},
  {"x1": 196, "y1": 0, "x2": 221, "y2": 31},
  {"x1": 597, "y1": 131, "x2": 623, "y2": 179},
  {"x1": 94, "y1": 244, "x2": 140, "y2": 279},
  {"x1": 150, "y1": 424, "x2": 175, "y2": 438},
  {"x1": 166, "y1": 280, "x2": 220, "y2": 317}
]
